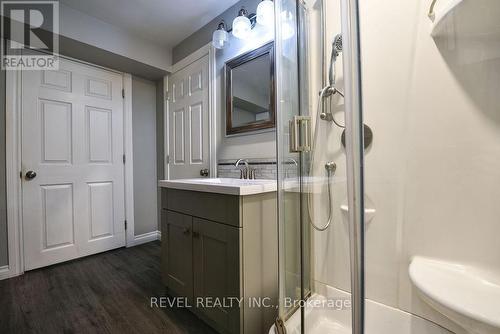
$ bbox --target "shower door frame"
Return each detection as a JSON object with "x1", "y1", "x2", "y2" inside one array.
[{"x1": 340, "y1": 0, "x2": 366, "y2": 333}]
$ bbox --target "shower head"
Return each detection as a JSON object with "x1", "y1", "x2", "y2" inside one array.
[
  {"x1": 329, "y1": 34, "x2": 343, "y2": 87},
  {"x1": 332, "y1": 34, "x2": 343, "y2": 57}
]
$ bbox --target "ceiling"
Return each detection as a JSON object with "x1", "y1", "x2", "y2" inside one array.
[{"x1": 60, "y1": 0, "x2": 240, "y2": 48}]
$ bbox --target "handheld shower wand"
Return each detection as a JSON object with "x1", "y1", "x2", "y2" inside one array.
[
  {"x1": 329, "y1": 34, "x2": 343, "y2": 87},
  {"x1": 319, "y1": 34, "x2": 345, "y2": 126}
]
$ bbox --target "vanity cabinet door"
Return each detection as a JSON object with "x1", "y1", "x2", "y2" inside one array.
[
  {"x1": 193, "y1": 218, "x2": 241, "y2": 334},
  {"x1": 165, "y1": 210, "x2": 193, "y2": 303}
]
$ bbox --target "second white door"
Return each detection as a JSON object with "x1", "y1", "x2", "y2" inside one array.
[
  {"x1": 168, "y1": 55, "x2": 210, "y2": 179},
  {"x1": 22, "y1": 57, "x2": 126, "y2": 270}
]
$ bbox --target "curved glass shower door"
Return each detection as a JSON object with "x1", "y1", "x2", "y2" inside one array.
[
  {"x1": 274, "y1": 0, "x2": 364, "y2": 333},
  {"x1": 274, "y1": 0, "x2": 309, "y2": 325}
]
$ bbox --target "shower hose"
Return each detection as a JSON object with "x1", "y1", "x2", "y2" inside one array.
[{"x1": 307, "y1": 86, "x2": 342, "y2": 231}]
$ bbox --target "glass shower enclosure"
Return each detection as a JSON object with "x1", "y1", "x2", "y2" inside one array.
[
  {"x1": 275, "y1": 0, "x2": 365, "y2": 332},
  {"x1": 274, "y1": 0, "x2": 500, "y2": 333}
]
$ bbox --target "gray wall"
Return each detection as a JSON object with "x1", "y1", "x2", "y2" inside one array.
[
  {"x1": 59, "y1": 36, "x2": 167, "y2": 81},
  {"x1": 0, "y1": 70, "x2": 7, "y2": 267},
  {"x1": 172, "y1": 0, "x2": 276, "y2": 161},
  {"x1": 59, "y1": 4, "x2": 171, "y2": 70},
  {"x1": 132, "y1": 77, "x2": 159, "y2": 236}
]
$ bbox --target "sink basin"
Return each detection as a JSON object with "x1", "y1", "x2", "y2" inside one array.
[{"x1": 158, "y1": 178, "x2": 277, "y2": 196}]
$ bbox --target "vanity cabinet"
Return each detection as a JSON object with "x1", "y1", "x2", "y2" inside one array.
[{"x1": 160, "y1": 188, "x2": 277, "y2": 334}]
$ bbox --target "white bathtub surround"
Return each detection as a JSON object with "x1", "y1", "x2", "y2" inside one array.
[
  {"x1": 410, "y1": 257, "x2": 500, "y2": 334},
  {"x1": 158, "y1": 178, "x2": 277, "y2": 196},
  {"x1": 271, "y1": 285, "x2": 452, "y2": 334}
]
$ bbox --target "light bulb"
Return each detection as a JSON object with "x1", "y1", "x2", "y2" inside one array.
[
  {"x1": 212, "y1": 21, "x2": 229, "y2": 49},
  {"x1": 256, "y1": 0, "x2": 274, "y2": 27},
  {"x1": 232, "y1": 8, "x2": 252, "y2": 39}
]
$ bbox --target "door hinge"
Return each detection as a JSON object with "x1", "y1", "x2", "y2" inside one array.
[
  {"x1": 122, "y1": 89, "x2": 125, "y2": 99},
  {"x1": 123, "y1": 154, "x2": 126, "y2": 164},
  {"x1": 289, "y1": 115, "x2": 312, "y2": 153},
  {"x1": 165, "y1": 90, "x2": 170, "y2": 101},
  {"x1": 166, "y1": 155, "x2": 169, "y2": 164},
  {"x1": 124, "y1": 220, "x2": 127, "y2": 230},
  {"x1": 20, "y1": 171, "x2": 22, "y2": 179}
]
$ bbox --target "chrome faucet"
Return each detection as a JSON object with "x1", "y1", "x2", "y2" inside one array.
[{"x1": 235, "y1": 159, "x2": 253, "y2": 179}]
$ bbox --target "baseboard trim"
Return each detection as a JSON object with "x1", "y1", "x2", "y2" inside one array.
[
  {"x1": 129, "y1": 230, "x2": 161, "y2": 247},
  {"x1": 0, "y1": 265, "x2": 21, "y2": 281}
]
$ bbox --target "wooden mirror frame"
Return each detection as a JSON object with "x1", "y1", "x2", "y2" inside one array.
[{"x1": 225, "y1": 42, "x2": 275, "y2": 136}]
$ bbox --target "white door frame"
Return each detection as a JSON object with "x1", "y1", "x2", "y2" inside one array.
[
  {"x1": 164, "y1": 43, "x2": 217, "y2": 179},
  {"x1": 4, "y1": 54, "x2": 135, "y2": 279}
]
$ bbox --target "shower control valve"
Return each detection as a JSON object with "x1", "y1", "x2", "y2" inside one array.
[{"x1": 325, "y1": 161, "x2": 337, "y2": 174}]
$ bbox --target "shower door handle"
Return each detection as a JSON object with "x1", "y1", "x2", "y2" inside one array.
[{"x1": 289, "y1": 116, "x2": 312, "y2": 153}]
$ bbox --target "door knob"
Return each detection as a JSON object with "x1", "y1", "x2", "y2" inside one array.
[
  {"x1": 200, "y1": 169, "x2": 209, "y2": 177},
  {"x1": 25, "y1": 171, "x2": 37, "y2": 180}
]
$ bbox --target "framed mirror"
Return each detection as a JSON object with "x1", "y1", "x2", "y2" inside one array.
[{"x1": 225, "y1": 42, "x2": 275, "y2": 135}]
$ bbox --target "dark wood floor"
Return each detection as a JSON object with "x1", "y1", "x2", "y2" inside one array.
[{"x1": 0, "y1": 241, "x2": 217, "y2": 334}]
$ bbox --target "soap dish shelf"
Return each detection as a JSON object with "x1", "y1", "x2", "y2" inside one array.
[
  {"x1": 409, "y1": 256, "x2": 500, "y2": 331},
  {"x1": 429, "y1": 0, "x2": 500, "y2": 38}
]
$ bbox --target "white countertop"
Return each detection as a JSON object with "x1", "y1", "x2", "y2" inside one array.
[
  {"x1": 158, "y1": 176, "x2": 348, "y2": 196},
  {"x1": 158, "y1": 178, "x2": 277, "y2": 196}
]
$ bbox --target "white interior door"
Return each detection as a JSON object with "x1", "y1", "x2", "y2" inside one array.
[
  {"x1": 22, "y1": 58, "x2": 126, "y2": 270},
  {"x1": 168, "y1": 55, "x2": 210, "y2": 179}
]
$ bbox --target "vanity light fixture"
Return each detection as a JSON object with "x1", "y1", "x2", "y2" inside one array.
[
  {"x1": 212, "y1": 21, "x2": 229, "y2": 49},
  {"x1": 256, "y1": 0, "x2": 274, "y2": 27},
  {"x1": 212, "y1": 6, "x2": 266, "y2": 46},
  {"x1": 232, "y1": 7, "x2": 253, "y2": 39}
]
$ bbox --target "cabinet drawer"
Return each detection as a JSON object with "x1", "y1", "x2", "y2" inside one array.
[{"x1": 162, "y1": 188, "x2": 240, "y2": 227}]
